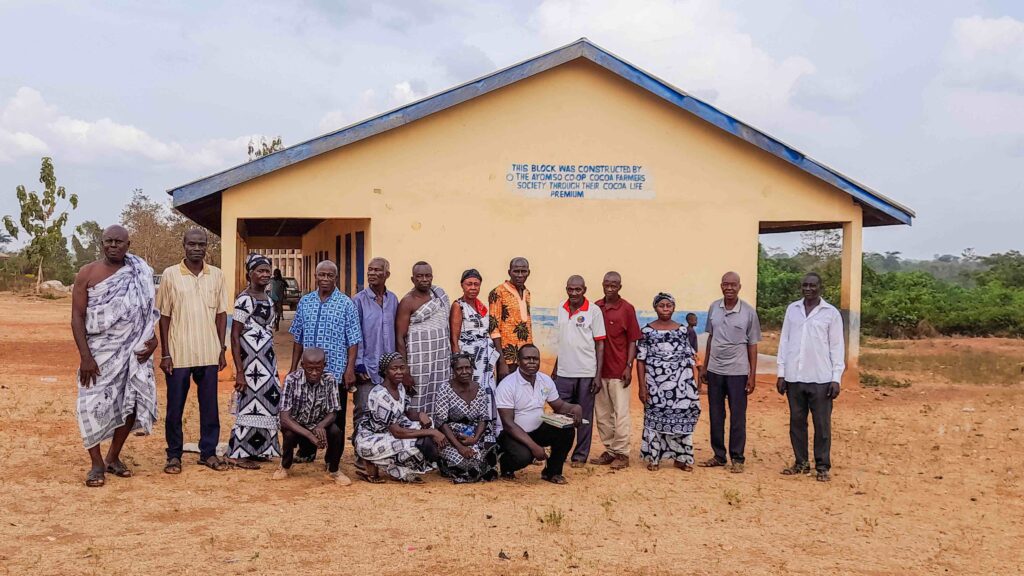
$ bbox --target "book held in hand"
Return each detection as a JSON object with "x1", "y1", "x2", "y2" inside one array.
[{"x1": 541, "y1": 413, "x2": 588, "y2": 428}]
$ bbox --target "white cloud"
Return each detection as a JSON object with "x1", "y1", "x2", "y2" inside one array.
[
  {"x1": 0, "y1": 128, "x2": 48, "y2": 163},
  {"x1": 317, "y1": 80, "x2": 430, "y2": 133},
  {"x1": 947, "y1": 15, "x2": 1024, "y2": 92},
  {"x1": 434, "y1": 42, "x2": 495, "y2": 82},
  {"x1": 390, "y1": 79, "x2": 428, "y2": 105},
  {"x1": 924, "y1": 15, "x2": 1024, "y2": 150},
  {"x1": 530, "y1": 0, "x2": 817, "y2": 122},
  {"x1": 0, "y1": 86, "x2": 257, "y2": 170}
]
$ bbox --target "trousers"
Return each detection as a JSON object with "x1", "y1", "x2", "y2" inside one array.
[
  {"x1": 786, "y1": 381, "x2": 833, "y2": 470},
  {"x1": 498, "y1": 424, "x2": 574, "y2": 477},
  {"x1": 594, "y1": 377, "x2": 631, "y2": 456},
  {"x1": 282, "y1": 423, "x2": 343, "y2": 473},
  {"x1": 165, "y1": 365, "x2": 220, "y2": 461},
  {"x1": 706, "y1": 371, "x2": 748, "y2": 463},
  {"x1": 554, "y1": 376, "x2": 595, "y2": 462}
]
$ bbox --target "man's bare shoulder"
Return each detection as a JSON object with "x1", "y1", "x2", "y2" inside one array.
[
  {"x1": 75, "y1": 260, "x2": 121, "y2": 289},
  {"x1": 397, "y1": 291, "x2": 417, "y2": 308}
]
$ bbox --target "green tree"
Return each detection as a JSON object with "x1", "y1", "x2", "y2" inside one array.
[
  {"x1": 797, "y1": 229, "x2": 841, "y2": 260},
  {"x1": 120, "y1": 189, "x2": 221, "y2": 271},
  {"x1": 974, "y1": 251, "x2": 1024, "y2": 288},
  {"x1": 72, "y1": 220, "x2": 103, "y2": 266},
  {"x1": 2, "y1": 157, "x2": 78, "y2": 290}
]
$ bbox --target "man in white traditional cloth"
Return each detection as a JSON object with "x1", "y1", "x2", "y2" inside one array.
[{"x1": 71, "y1": 224, "x2": 159, "y2": 487}]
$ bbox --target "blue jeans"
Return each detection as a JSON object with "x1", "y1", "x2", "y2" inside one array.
[{"x1": 165, "y1": 365, "x2": 220, "y2": 461}]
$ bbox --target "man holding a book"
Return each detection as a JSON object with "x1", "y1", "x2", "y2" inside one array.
[{"x1": 495, "y1": 344, "x2": 583, "y2": 484}]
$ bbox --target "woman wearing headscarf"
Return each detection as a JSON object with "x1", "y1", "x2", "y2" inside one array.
[
  {"x1": 433, "y1": 352, "x2": 499, "y2": 483},
  {"x1": 449, "y1": 268, "x2": 499, "y2": 394},
  {"x1": 353, "y1": 352, "x2": 447, "y2": 483},
  {"x1": 228, "y1": 253, "x2": 282, "y2": 468},
  {"x1": 636, "y1": 293, "x2": 700, "y2": 471}
]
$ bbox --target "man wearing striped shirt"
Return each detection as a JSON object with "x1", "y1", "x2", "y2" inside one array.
[{"x1": 156, "y1": 228, "x2": 229, "y2": 474}]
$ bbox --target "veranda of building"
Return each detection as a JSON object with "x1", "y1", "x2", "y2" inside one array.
[{"x1": 169, "y1": 39, "x2": 915, "y2": 385}]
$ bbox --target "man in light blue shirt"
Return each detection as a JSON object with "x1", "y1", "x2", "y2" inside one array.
[
  {"x1": 289, "y1": 260, "x2": 361, "y2": 464},
  {"x1": 352, "y1": 258, "x2": 398, "y2": 443}
]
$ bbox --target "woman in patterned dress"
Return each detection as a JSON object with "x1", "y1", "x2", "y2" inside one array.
[
  {"x1": 636, "y1": 292, "x2": 700, "y2": 472},
  {"x1": 433, "y1": 352, "x2": 499, "y2": 483},
  {"x1": 228, "y1": 254, "x2": 282, "y2": 469},
  {"x1": 353, "y1": 353, "x2": 447, "y2": 483},
  {"x1": 449, "y1": 269, "x2": 499, "y2": 394}
]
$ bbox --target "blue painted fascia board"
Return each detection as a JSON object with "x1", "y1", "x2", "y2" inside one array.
[{"x1": 169, "y1": 38, "x2": 913, "y2": 226}]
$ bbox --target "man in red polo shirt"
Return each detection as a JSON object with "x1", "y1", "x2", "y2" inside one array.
[{"x1": 593, "y1": 271, "x2": 642, "y2": 469}]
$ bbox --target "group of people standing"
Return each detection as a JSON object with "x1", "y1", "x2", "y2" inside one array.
[{"x1": 71, "y1": 225, "x2": 847, "y2": 487}]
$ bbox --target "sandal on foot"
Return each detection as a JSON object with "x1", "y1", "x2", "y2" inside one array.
[
  {"x1": 699, "y1": 458, "x2": 727, "y2": 468},
  {"x1": 646, "y1": 463, "x2": 660, "y2": 471},
  {"x1": 781, "y1": 462, "x2": 811, "y2": 476},
  {"x1": 673, "y1": 461, "x2": 693, "y2": 472},
  {"x1": 85, "y1": 468, "x2": 106, "y2": 487},
  {"x1": 356, "y1": 470, "x2": 386, "y2": 484},
  {"x1": 199, "y1": 456, "x2": 230, "y2": 471},
  {"x1": 816, "y1": 469, "x2": 831, "y2": 482},
  {"x1": 163, "y1": 458, "x2": 182, "y2": 475},
  {"x1": 105, "y1": 460, "x2": 133, "y2": 478},
  {"x1": 232, "y1": 459, "x2": 261, "y2": 470},
  {"x1": 541, "y1": 473, "x2": 568, "y2": 485}
]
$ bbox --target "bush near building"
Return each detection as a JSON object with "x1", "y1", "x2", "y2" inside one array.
[{"x1": 758, "y1": 245, "x2": 1024, "y2": 338}]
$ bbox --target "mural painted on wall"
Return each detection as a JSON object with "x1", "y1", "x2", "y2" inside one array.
[
  {"x1": 506, "y1": 163, "x2": 655, "y2": 200},
  {"x1": 530, "y1": 308, "x2": 706, "y2": 353}
]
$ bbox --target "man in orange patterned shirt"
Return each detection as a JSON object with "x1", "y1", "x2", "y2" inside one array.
[{"x1": 489, "y1": 257, "x2": 533, "y2": 379}]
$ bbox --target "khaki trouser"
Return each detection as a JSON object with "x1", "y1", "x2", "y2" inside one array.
[{"x1": 595, "y1": 378, "x2": 632, "y2": 456}]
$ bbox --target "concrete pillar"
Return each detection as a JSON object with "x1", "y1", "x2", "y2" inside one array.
[
  {"x1": 221, "y1": 217, "x2": 238, "y2": 300},
  {"x1": 841, "y1": 213, "x2": 863, "y2": 387}
]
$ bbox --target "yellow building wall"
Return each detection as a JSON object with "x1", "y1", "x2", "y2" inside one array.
[
  {"x1": 300, "y1": 219, "x2": 371, "y2": 293},
  {"x1": 220, "y1": 59, "x2": 864, "y2": 373}
]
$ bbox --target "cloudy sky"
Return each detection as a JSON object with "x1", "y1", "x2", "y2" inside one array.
[{"x1": 1, "y1": 0, "x2": 1021, "y2": 258}]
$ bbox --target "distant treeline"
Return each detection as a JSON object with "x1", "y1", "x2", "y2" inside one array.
[{"x1": 758, "y1": 236, "x2": 1024, "y2": 338}]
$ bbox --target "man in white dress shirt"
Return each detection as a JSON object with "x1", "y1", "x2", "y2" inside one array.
[{"x1": 776, "y1": 272, "x2": 845, "y2": 482}]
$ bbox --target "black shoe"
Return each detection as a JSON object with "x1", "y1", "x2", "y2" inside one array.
[{"x1": 781, "y1": 462, "x2": 811, "y2": 476}]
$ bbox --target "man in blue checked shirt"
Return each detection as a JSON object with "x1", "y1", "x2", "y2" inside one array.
[{"x1": 289, "y1": 260, "x2": 362, "y2": 465}]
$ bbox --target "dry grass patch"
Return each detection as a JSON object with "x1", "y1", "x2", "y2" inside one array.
[
  {"x1": 861, "y1": 349, "x2": 1024, "y2": 386},
  {"x1": 860, "y1": 372, "x2": 911, "y2": 388}
]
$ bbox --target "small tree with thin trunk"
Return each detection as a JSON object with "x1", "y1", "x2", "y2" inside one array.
[{"x1": 2, "y1": 157, "x2": 78, "y2": 291}]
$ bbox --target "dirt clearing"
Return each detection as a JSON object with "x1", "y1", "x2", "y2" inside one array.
[{"x1": 0, "y1": 293, "x2": 1021, "y2": 575}]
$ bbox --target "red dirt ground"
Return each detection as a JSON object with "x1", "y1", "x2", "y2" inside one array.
[{"x1": 0, "y1": 293, "x2": 1021, "y2": 575}]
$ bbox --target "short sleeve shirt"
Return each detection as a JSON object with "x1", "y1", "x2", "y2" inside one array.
[
  {"x1": 555, "y1": 299, "x2": 607, "y2": 378},
  {"x1": 595, "y1": 297, "x2": 641, "y2": 378},
  {"x1": 280, "y1": 370, "x2": 341, "y2": 429},
  {"x1": 289, "y1": 289, "x2": 363, "y2": 379},
  {"x1": 155, "y1": 261, "x2": 227, "y2": 368},
  {"x1": 494, "y1": 370, "x2": 559, "y2": 433},
  {"x1": 488, "y1": 282, "x2": 533, "y2": 364},
  {"x1": 706, "y1": 298, "x2": 761, "y2": 376}
]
